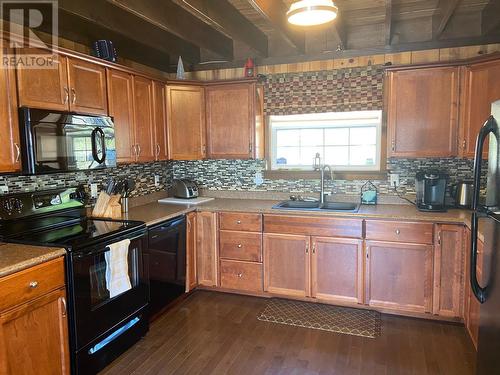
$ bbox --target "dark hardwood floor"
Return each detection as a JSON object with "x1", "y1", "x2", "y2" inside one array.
[{"x1": 101, "y1": 291, "x2": 476, "y2": 375}]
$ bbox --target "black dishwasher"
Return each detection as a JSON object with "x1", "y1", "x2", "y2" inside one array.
[{"x1": 146, "y1": 215, "x2": 186, "y2": 318}]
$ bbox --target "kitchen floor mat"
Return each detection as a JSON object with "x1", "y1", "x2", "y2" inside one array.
[{"x1": 257, "y1": 298, "x2": 382, "y2": 338}]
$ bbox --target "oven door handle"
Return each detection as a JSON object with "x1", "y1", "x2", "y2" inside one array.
[
  {"x1": 91, "y1": 127, "x2": 107, "y2": 164},
  {"x1": 73, "y1": 234, "x2": 145, "y2": 258}
]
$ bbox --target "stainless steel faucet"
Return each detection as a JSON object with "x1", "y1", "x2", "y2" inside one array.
[{"x1": 320, "y1": 165, "x2": 334, "y2": 204}]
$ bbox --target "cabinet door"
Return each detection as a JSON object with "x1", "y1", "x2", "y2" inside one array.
[
  {"x1": 67, "y1": 58, "x2": 108, "y2": 115},
  {"x1": 387, "y1": 67, "x2": 459, "y2": 157},
  {"x1": 263, "y1": 233, "x2": 310, "y2": 297},
  {"x1": 365, "y1": 240, "x2": 433, "y2": 314},
  {"x1": 107, "y1": 69, "x2": 136, "y2": 163},
  {"x1": 133, "y1": 76, "x2": 155, "y2": 162},
  {"x1": 153, "y1": 81, "x2": 169, "y2": 161},
  {"x1": 206, "y1": 83, "x2": 255, "y2": 159},
  {"x1": 0, "y1": 288, "x2": 70, "y2": 375},
  {"x1": 186, "y1": 212, "x2": 197, "y2": 292},
  {"x1": 311, "y1": 237, "x2": 364, "y2": 304},
  {"x1": 460, "y1": 60, "x2": 500, "y2": 158},
  {"x1": 0, "y1": 47, "x2": 21, "y2": 172},
  {"x1": 166, "y1": 85, "x2": 206, "y2": 160},
  {"x1": 196, "y1": 212, "x2": 218, "y2": 287},
  {"x1": 16, "y1": 49, "x2": 69, "y2": 111},
  {"x1": 433, "y1": 225, "x2": 464, "y2": 318}
]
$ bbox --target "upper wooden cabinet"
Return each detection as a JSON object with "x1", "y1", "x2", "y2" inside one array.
[
  {"x1": 167, "y1": 84, "x2": 206, "y2": 160},
  {"x1": 386, "y1": 66, "x2": 460, "y2": 157},
  {"x1": 17, "y1": 50, "x2": 108, "y2": 115},
  {"x1": 133, "y1": 76, "x2": 155, "y2": 162},
  {"x1": 0, "y1": 47, "x2": 21, "y2": 173},
  {"x1": 153, "y1": 81, "x2": 169, "y2": 161},
  {"x1": 205, "y1": 81, "x2": 264, "y2": 159},
  {"x1": 107, "y1": 69, "x2": 136, "y2": 164},
  {"x1": 459, "y1": 59, "x2": 500, "y2": 158}
]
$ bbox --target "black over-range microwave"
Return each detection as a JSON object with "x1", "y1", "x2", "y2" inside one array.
[{"x1": 19, "y1": 107, "x2": 117, "y2": 175}]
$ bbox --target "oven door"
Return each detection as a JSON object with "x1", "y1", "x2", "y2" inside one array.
[{"x1": 70, "y1": 233, "x2": 149, "y2": 350}]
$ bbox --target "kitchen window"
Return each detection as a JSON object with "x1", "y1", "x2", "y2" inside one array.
[{"x1": 269, "y1": 110, "x2": 383, "y2": 171}]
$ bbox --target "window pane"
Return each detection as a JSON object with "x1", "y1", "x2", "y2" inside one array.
[
  {"x1": 276, "y1": 129, "x2": 300, "y2": 147},
  {"x1": 350, "y1": 127, "x2": 376, "y2": 145},
  {"x1": 275, "y1": 147, "x2": 300, "y2": 166},
  {"x1": 325, "y1": 128, "x2": 349, "y2": 145},
  {"x1": 324, "y1": 146, "x2": 349, "y2": 165},
  {"x1": 300, "y1": 146, "x2": 323, "y2": 166},
  {"x1": 300, "y1": 129, "x2": 323, "y2": 146},
  {"x1": 350, "y1": 145, "x2": 376, "y2": 165}
]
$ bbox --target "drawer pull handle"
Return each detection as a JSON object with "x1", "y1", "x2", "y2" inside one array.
[
  {"x1": 236, "y1": 220, "x2": 241, "y2": 224},
  {"x1": 237, "y1": 273, "x2": 243, "y2": 278},
  {"x1": 237, "y1": 244, "x2": 242, "y2": 248},
  {"x1": 395, "y1": 229, "x2": 400, "y2": 235},
  {"x1": 29, "y1": 281, "x2": 39, "y2": 288}
]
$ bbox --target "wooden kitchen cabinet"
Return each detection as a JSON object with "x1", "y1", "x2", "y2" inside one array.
[
  {"x1": 433, "y1": 225, "x2": 464, "y2": 318},
  {"x1": 107, "y1": 69, "x2": 136, "y2": 163},
  {"x1": 167, "y1": 84, "x2": 206, "y2": 160},
  {"x1": 67, "y1": 58, "x2": 108, "y2": 115},
  {"x1": 196, "y1": 212, "x2": 218, "y2": 287},
  {"x1": 0, "y1": 257, "x2": 69, "y2": 375},
  {"x1": 365, "y1": 240, "x2": 433, "y2": 314},
  {"x1": 263, "y1": 233, "x2": 310, "y2": 297},
  {"x1": 459, "y1": 59, "x2": 500, "y2": 158},
  {"x1": 386, "y1": 66, "x2": 459, "y2": 157},
  {"x1": 153, "y1": 81, "x2": 169, "y2": 161},
  {"x1": 186, "y1": 212, "x2": 197, "y2": 292},
  {"x1": 311, "y1": 237, "x2": 364, "y2": 304},
  {"x1": 205, "y1": 81, "x2": 264, "y2": 159},
  {"x1": 0, "y1": 47, "x2": 21, "y2": 173},
  {"x1": 133, "y1": 76, "x2": 156, "y2": 162}
]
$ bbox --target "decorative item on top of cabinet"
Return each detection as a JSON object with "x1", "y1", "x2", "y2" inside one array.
[
  {"x1": 186, "y1": 212, "x2": 197, "y2": 292},
  {"x1": 107, "y1": 69, "x2": 136, "y2": 163},
  {"x1": 167, "y1": 84, "x2": 206, "y2": 160},
  {"x1": 0, "y1": 257, "x2": 69, "y2": 375},
  {"x1": 386, "y1": 66, "x2": 459, "y2": 157},
  {"x1": 133, "y1": 76, "x2": 156, "y2": 162},
  {"x1": 152, "y1": 81, "x2": 169, "y2": 161},
  {"x1": 205, "y1": 81, "x2": 264, "y2": 159},
  {"x1": 459, "y1": 58, "x2": 500, "y2": 158},
  {"x1": 0, "y1": 47, "x2": 21, "y2": 173},
  {"x1": 196, "y1": 211, "x2": 218, "y2": 287},
  {"x1": 432, "y1": 224, "x2": 464, "y2": 318}
]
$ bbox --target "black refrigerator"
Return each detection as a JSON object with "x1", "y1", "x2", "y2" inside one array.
[{"x1": 470, "y1": 99, "x2": 500, "y2": 374}]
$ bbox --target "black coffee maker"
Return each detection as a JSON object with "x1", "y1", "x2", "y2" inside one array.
[{"x1": 415, "y1": 170, "x2": 448, "y2": 212}]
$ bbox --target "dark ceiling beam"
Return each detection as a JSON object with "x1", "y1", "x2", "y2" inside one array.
[
  {"x1": 385, "y1": 0, "x2": 393, "y2": 45},
  {"x1": 482, "y1": 0, "x2": 500, "y2": 35},
  {"x1": 108, "y1": 0, "x2": 233, "y2": 59},
  {"x1": 179, "y1": 0, "x2": 268, "y2": 57},
  {"x1": 58, "y1": 0, "x2": 200, "y2": 63},
  {"x1": 433, "y1": 0, "x2": 462, "y2": 40},
  {"x1": 246, "y1": 0, "x2": 305, "y2": 54}
]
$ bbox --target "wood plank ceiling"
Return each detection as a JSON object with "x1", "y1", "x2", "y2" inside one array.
[{"x1": 18, "y1": 0, "x2": 500, "y2": 71}]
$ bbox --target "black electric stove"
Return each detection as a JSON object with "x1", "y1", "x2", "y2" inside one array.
[{"x1": 0, "y1": 187, "x2": 149, "y2": 375}]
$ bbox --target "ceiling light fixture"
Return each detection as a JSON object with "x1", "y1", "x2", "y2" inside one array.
[{"x1": 287, "y1": 0, "x2": 338, "y2": 27}]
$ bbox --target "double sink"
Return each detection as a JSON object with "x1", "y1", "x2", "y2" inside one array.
[{"x1": 273, "y1": 200, "x2": 360, "y2": 213}]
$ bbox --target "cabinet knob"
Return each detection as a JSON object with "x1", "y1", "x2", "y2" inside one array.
[
  {"x1": 236, "y1": 220, "x2": 241, "y2": 224},
  {"x1": 237, "y1": 244, "x2": 242, "y2": 248},
  {"x1": 395, "y1": 229, "x2": 400, "y2": 235},
  {"x1": 237, "y1": 273, "x2": 243, "y2": 278},
  {"x1": 29, "y1": 281, "x2": 38, "y2": 288}
]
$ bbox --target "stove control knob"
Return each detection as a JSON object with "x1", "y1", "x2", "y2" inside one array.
[{"x1": 3, "y1": 198, "x2": 23, "y2": 215}]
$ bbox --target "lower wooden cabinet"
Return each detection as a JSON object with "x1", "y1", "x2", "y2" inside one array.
[
  {"x1": 220, "y1": 260, "x2": 262, "y2": 292},
  {"x1": 311, "y1": 237, "x2": 364, "y2": 304},
  {"x1": 263, "y1": 233, "x2": 310, "y2": 298},
  {"x1": 186, "y1": 212, "x2": 197, "y2": 292},
  {"x1": 365, "y1": 240, "x2": 433, "y2": 314},
  {"x1": 196, "y1": 212, "x2": 218, "y2": 287}
]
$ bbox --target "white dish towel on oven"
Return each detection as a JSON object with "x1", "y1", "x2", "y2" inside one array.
[{"x1": 104, "y1": 239, "x2": 132, "y2": 298}]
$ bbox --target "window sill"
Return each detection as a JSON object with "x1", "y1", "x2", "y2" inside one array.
[{"x1": 263, "y1": 170, "x2": 388, "y2": 181}]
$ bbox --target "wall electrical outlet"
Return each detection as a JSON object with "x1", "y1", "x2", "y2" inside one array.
[
  {"x1": 390, "y1": 173, "x2": 400, "y2": 188},
  {"x1": 90, "y1": 183, "x2": 98, "y2": 198},
  {"x1": 154, "y1": 175, "x2": 160, "y2": 187},
  {"x1": 0, "y1": 185, "x2": 8, "y2": 194},
  {"x1": 254, "y1": 172, "x2": 264, "y2": 186}
]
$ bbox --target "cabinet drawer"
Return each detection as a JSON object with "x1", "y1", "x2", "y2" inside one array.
[
  {"x1": 219, "y1": 231, "x2": 262, "y2": 262},
  {"x1": 220, "y1": 260, "x2": 263, "y2": 292},
  {"x1": 264, "y1": 215, "x2": 362, "y2": 238},
  {"x1": 365, "y1": 220, "x2": 434, "y2": 244},
  {"x1": 219, "y1": 212, "x2": 262, "y2": 232},
  {"x1": 0, "y1": 257, "x2": 65, "y2": 311}
]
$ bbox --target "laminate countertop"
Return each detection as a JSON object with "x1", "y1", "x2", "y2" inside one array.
[{"x1": 0, "y1": 243, "x2": 66, "y2": 278}]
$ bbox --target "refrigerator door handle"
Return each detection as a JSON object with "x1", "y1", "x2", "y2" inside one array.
[{"x1": 470, "y1": 211, "x2": 487, "y2": 303}]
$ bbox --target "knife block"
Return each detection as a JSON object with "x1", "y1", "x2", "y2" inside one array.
[{"x1": 92, "y1": 192, "x2": 122, "y2": 219}]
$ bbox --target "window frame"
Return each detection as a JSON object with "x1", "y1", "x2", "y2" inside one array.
[{"x1": 268, "y1": 110, "x2": 383, "y2": 172}]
